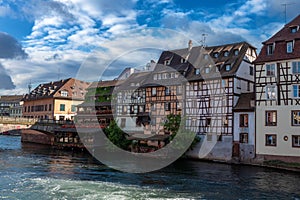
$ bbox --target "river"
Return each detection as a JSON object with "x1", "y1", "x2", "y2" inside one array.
[{"x1": 0, "y1": 135, "x2": 299, "y2": 200}]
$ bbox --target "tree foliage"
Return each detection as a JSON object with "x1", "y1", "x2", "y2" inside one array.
[{"x1": 104, "y1": 120, "x2": 131, "y2": 151}]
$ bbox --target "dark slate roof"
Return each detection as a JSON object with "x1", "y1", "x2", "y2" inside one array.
[
  {"x1": 233, "y1": 93, "x2": 255, "y2": 112},
  {"x1": 255, "y1": 14, "x2": 300, "y2": 64},
  {"x1": 23, "y1": 78, "x2": 90, "y2": 101},
  {"x1": 116, "y1": 71, "x2": 151, "y2": 90},
  {"x1": 143, "y1": 63, "x2": 189, "y2": 87},
  {"x1": 23, "y1": 78, "x2": 71, "y2": 100},
  {"x1": 153, "y1": 41, "x2": 255, "y2": 83}
]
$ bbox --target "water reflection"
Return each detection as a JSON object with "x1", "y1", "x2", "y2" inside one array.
[{"x1": 0, "y1": 136, "x2": 299, "y2": 199}]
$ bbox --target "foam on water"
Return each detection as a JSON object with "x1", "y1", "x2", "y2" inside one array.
[{"x1": 19, "y1": 177, "x2": 197, "y2": 200}]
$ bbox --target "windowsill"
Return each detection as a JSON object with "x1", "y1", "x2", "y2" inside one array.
[
  {"x1": 265, "y1": 144, "x2": 277, "y2": 147},
  {"x1": 292, "y1": 145, "x2": 300, "y2": 148}
]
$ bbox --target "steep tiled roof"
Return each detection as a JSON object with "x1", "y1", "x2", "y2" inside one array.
[
  {"x1": 153, "y1": 41, "x2": 254, "y2": 82},
  {"x1": 117, "y1": 71, "x2": 151, "y2": 90},
  {"x1": 255, "y1": 14, "x2": 300, "y2": 64}
]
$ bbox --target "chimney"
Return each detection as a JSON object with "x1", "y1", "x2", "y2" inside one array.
[{"x1": 188, "y1": 40, "x2": 193, "y2": 51}]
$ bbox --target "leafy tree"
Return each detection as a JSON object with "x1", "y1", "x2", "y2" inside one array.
[
  {"x1": 104, "y1": 120, "x2": 132, "y2": 151},
  {"x1": 163, "y1": 114, "x2": 200, "y2": 151}
]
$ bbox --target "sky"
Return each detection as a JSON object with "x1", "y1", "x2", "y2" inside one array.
[{"x1": 0, "y1": 0, "x2": 299, "y2": 95}]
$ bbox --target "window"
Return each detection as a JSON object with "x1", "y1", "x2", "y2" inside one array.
[
  {"x1": 224, "y1": 51, "x2": 229, "y2": 57},
  {"x1": 49, "y1": 104, "x2": 52, "y2": 111},
  {"x1": 239, "y1": 114, "x2": 248, "y2": 127},
  {"x1": 247, "y1": 82, "x2": 251, "y2": 91},
  {"x1": 176, "y1": 102, "x2": 182, "y2": 111},
  {"x1": 61, "y1": 91, "x2": 68, "y2": 97},
  {"x1": 292, "y1": 111, "x2": 300, "y2": 126},
  {"x1": 195, "y1": 68, "x2": 201, "y2": 75},
  {"x1": 249, "y1": 66, "x2": 254, "y2": 76},
  {"x1": 71, "y1": 105, "x2": 76, "y2": 112},
  {"x1": 290, "y1": 26, "x2": 298, "y2": 33},
  {"x1": 222, "y1": 79, "x2": 228, "y2": 88},
  {"x1": 234, "y1": 49, "x2": 239, "y2": 56},
  {"x1": 287, "y1": 41, "x2": 294, "y2": 53},
  {"x1": 225, "y1": 64, "x2": 231, "y2": 71},
  {"x1": 151, "y1": 88, "x2": 157, "y2": 96},
  {"x1": 24, "y1": 106, "x2": 27, "y2": 112},
  {"x1": 213, "y1": 52, "x2": 219, "y2": 58},
  {"x1": 267, "y1": 44, "x2": 274, "y2": 55},
  {"x1": 151, "y1": 103, "x2": 156, "y2": 111},
  {"x1": 240, "y1": 133, "x2": 248, "y2": 143},
  {"x1": 293, "y1": 85, "x2": 300, "y2": 98},
  {"x1": 165, "y1": 87, "x2": 170, "y2": 96},
  {"x1": 206, "y1": 118, "x2": 211, "y2": 127},
  {"x1": 177, "y1": 86, "x2": 182, "y2": 94},
  {"x1": 266, "y1": 85, "x2": 276, "y2": 100},
  {"x1": 292, "y1": 62, "x2": 300, "y2": 74},
  {"x1": 292, "y1": 135, "x2": 300, "y2": 147},
  {"x1": 265, "y1": 134, "x2": 276, "y2": 146},
  {"x1": 266, "y1": 111, "x2": 277, "y2": 126},
  {"x1": 223, "y1": 116, "x2": 228, "y2": 126},
  {"x1": 205, "y1": 67, "x2": 210, "y2": 74},
  {"x1": 60, "y1": 104, "x2": 65, "y2": 111},
  {"x1": 165, "y1": 102, "x2": 171, "y2": 111},
  {"x1": 266, "y1": 64, "x2": 275, "y2": 76}
]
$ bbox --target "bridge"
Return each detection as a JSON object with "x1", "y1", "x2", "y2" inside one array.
[{"x1": 0, "y1": 117, "x2": 37, "y2": 135}]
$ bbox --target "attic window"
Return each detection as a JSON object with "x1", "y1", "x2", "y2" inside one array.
[
  {"x1": 267, "y1": 44, "x2": 274, "y2": 55},
  {"x1": 205, "y1": 67, "x2": 210, "y2": 74},
  {"x1": 61, "y1": 91, "x2": 68, "y2": 97},
  {"x1": 234, "y1": 49, "x2": 239, "y2": 56},
  {"x1": 225, "y1": 64, "x2": 231, "y2": 71},
  {"x1": 213, "y1": 52, "x2": 219, "y2": 58},
  {"x1": 290, "y1": 26, "x2": 298, "y2": 33},
  {"x1": 195, "y1": 68, "x2": 201, "y2": 75},
  {"x1": 224, "y1": 51, "x2": 229, "y2": 57}
]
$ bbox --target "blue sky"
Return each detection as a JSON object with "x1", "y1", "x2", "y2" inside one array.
[{"x1": 0, "y1": 0, "x2": 299, "y2": 94}]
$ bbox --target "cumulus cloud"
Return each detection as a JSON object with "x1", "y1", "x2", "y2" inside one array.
[
  {"x1": 0, "y1": 63, "x2": 15, "y2": 89},
  {"x1": 0, "y1": 32, "x2": 28, "y2": 59}
]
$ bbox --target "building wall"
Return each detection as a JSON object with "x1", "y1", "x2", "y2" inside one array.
[
  {"x1": 23, "y1": 98, "x2": 54, "y2": 119},
  {"x1": 256, "y1": 105, "x2": 300, "y2": 157},
  {"x1": 54, "y1": 99, "x2": 83, "y2": 120}
]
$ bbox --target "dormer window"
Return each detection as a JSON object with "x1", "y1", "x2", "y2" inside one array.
[
  {"x1": 267, "y1": 44, "x2": 274, "y2": 55},
  {"x1": 204, "y1": 54, "x2": 209, "y2": 60},
  {"x1": 61, "y1": 90, "x2": 68, "y2": 97},
  {"x1": 224, "y1": 51, "x2": 229, "y2": 57},
  {"x1": 225, "y1": 64, "x2": 231, "y2": 71},
  {"x1": 195, "y1": 68, "x2": 201, "y2": 75},
  {"x1": 287, "y1": 41, "x2": 294, "y2": 53},
  {"x1": 234, "y1": 49, "x2": 239, "y2": 56},
  {"x1": 205, "y1": 67, "x2": 210, "y2": 74},
  {"x1": 290, "y1": 26, "x2": 298, "y2": 33},
  {"x1": 213, "y1": 52, "x2": 219, "y2": 58}
]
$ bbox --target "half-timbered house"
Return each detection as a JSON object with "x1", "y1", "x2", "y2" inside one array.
[
  {"x1": 254, "y1": 14, "x2": 300, "y2": 162},
  {"x1": 183, "y1": 42, "x2": 257, "y2": 161}
]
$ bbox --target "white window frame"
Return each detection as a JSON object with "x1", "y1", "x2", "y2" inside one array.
[
  {"x1": 225, "y1": 64, "x2": 231, "y2": 71},
  {"x1": 292, "y1": 62, "x2": 300, "y2": 74},
  {"x1": 266, "y1": 63, "x2": 276, "y2": 76},
  {"x1": 266, "y1": 85, "x2": 276, "y2": 100},
  {"x1": 287, "y1": 41, "x2": 294, "y2": 53},
  {"x1": 292, "y1": 85, "x2": 300, "y2": 98},
  {"x1": 267, "y1": 44, "x2": 274, "y2": 55}
]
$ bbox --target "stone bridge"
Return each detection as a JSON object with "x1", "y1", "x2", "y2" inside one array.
[{"x1": 0, "y1": 117, "x2": 37, "y2": 135}]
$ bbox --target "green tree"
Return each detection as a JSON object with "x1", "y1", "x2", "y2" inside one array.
[
  {"x1": 104, "y1": 120, "x2": 132, "y2": 151},
  {"x1": 163, "y1": 114, "x2": 200, "y2": 151}
]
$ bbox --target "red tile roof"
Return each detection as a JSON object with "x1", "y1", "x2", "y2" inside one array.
[{"x1": 255, "y1": 14, "x2": 300, "y2": 64}]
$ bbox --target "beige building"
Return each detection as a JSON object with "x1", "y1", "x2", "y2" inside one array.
[
  {"x1": 254, "y1": 15, "x2": 300, "y2": 162},
  {"x1": 23, "y1": 78, "x2": 90, "y2": 121}
]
